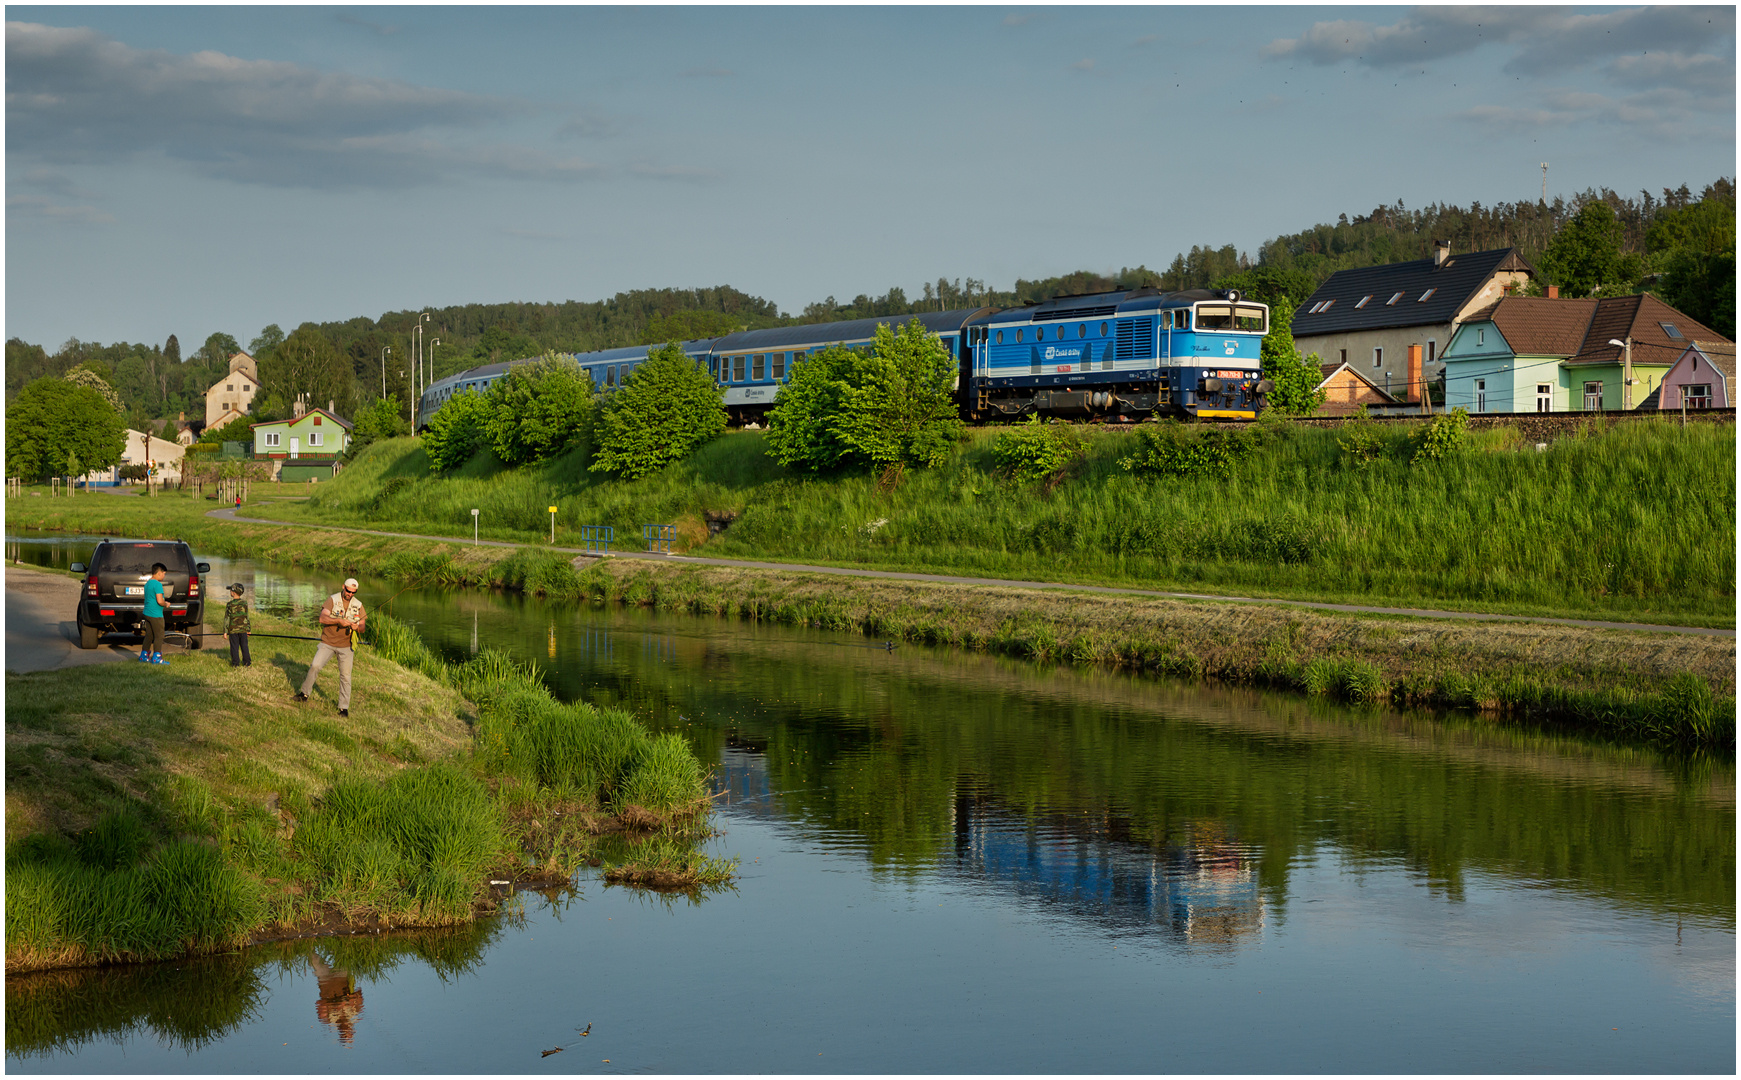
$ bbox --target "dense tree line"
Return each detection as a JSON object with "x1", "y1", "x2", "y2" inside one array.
[{"x1": 12, "y1": 175, "x2": 1731, "y2": 439}]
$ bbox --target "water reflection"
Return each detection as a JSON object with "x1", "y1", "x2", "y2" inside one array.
[{"x1": 308, "y1": 949, "x2": 364, "y2": 1045}]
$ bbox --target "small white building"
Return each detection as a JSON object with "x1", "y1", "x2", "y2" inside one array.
[{"x1": 79, "y1": 429, "x2": 187, "y2": 487}]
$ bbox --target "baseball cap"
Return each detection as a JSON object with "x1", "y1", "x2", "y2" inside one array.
[
  {"x1": 228, "y1": 583, "x2": 245, "y2": 594},
  {"x1": 343, "y1": 578, "x2": 360, "y2": 591}
]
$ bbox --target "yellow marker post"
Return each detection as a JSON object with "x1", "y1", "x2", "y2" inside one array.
[{"x1": 549, "y1": 506, "x2": 558, "y2": 543}]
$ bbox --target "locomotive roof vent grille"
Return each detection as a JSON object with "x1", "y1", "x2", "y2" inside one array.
[
  {"x1": 1115, "y1": 318, "x2": 1155, "y2": 362},
  {"x1": 1031, "y1": 304, "x2": 1119, "y2": 323}
]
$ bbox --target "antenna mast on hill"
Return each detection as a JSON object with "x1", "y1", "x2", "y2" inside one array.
[{"x1": 1540, "y1": 163, "x2": 1548, "y2": 203}]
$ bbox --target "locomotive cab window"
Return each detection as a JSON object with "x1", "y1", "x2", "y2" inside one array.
[
  {"x1": 1234, "y1": 306, "x2": 1266, "y2": 332},
  {"x1": 1194, "y1": 305, "x2": 1236, "y2": 330}
]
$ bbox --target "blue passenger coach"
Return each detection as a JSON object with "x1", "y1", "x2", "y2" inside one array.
[{"x1": 963, "y1": 288, "x2": 1270, "y2": 420}]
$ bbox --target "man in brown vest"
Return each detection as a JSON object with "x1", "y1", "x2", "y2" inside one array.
[{"x1": 294, "y1": 577, "x2": 366, "y2": 717}]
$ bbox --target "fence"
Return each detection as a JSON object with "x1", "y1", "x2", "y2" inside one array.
[
  {"x1": 643, "y1": 524, "x2": 676, "y2": 554},
  {"x1": 578, "y1": 525, "x2": 614, "y2": 554}
]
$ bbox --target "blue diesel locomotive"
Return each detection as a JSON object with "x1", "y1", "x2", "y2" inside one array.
[{"x1": 419, "y1": 288, "x2": 1269, "y2": 426}]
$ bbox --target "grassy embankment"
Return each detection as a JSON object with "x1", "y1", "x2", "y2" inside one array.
[
  {"x1": 239, "y1": 416, "x2": 1736, "y2": 627},
  {"x1": 5, "y1": 577, "x2": 731, "y2": 975},
  {"x1": 8, "y1": 471, "x2": 1734, "y2": 752}
]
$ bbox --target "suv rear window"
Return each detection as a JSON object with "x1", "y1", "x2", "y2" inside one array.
[{"x1": 96, "y1": 544, "x2": 190, "y2": 575}]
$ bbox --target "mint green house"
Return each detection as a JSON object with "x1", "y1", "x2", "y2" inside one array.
[
  {"x1": 252, "y1": 407, "x2": 352, "y2": 461},
  {"x1": 1442, "y1": 293, "x2": 1724, "y2": 413}
]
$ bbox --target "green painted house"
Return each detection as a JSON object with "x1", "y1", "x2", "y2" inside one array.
[
  {"x1": 253, "y1": 407, "x2": 352, "y2": 465},
  {"x1": 1442, "y1": 293, "x2": 1727, "y2": 413}
]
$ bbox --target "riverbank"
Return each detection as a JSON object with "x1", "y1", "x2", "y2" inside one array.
[
  {"x1": 4, "y1": 566, "x2": 728, "y2": 975},
  {"x1": 265, "y1": 417, "x2": 1735, "y2": 626},
  {"x1": 7, "y1": 493, "x2": 1734, "y2": 751}
]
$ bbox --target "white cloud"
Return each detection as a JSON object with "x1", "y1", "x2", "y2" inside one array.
[{"x1": 4, "y1": 21, "x2": 606, "y2": 190}]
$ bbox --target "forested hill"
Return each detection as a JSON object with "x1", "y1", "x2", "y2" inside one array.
[{"x1": 9, "y1": 178, "x2": 1732, "y2": 429}]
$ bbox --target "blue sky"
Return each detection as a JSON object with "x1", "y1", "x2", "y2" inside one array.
[{"x1": 6, "y1": 5, "x2": 1735, "y2": 350}]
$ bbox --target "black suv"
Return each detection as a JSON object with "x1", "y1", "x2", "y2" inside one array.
[{"x1": 70, "y1": 539, "x2": 212, "y2": 650}]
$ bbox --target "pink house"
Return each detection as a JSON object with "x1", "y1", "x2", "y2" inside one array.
[{"x1": 1639, "y1": 341, "x2": 1735, "y2": 411}]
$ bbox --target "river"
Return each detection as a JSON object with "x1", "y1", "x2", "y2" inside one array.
[{"x1": 6, "y1": 536, "x2": 1735, "y2": 1073}]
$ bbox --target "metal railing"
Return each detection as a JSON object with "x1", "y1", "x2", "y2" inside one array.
[
  {"x1": 642, "y1": 524, "x2": 676, "y2": 554},
  {"x1": 578, "y1": 525, "x2": 614, "y2": 553}
]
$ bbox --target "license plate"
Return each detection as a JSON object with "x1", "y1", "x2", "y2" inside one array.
[{"x1": 123, "y1": 586, "x2": 143, "y2": 596}]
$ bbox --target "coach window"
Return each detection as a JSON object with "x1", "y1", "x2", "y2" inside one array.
[
  {"x1": 607, "y1": 366, "x2": 616, "y2": 387},
  {"x1": 732, "y1": 355, "x2": 746, "y2": 381},
  {"x1": 772, "y1": 353, "x2": 786, "y2": 380},
  {"x1": 753, "y1": 354, "x2": 765, "y2": 380}
]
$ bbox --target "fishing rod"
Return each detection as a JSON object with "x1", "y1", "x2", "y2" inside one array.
[{"x1": 233, "y1": 631, "x2": 374, "y2": 646}]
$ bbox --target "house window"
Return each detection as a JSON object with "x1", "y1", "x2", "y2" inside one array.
[
  {"x1": 1475, "y1": 379, "x2": 1487, "y2": 413},
  {"x1": 1536, "y1": 384, "x2": 1553, "y2": 413},
  {"x1": 1583, "y1": 381, "x2": 1603, "y2": 411},
  {"x1": 313, "y1": 416, "x2": 321, "y2": 425},
  {"x1": 308, "y1": 432, "x2": 323, "y2": 447},
  {"x1": 1427, "y1": 340, "x2": 1436, "y2": 365},
  {"x1": 243, "y1": 384, "x2": 251, "y2": 392},
  {"x1": 1388, "y1": 292, "x2": 1405, "y2": 305},
  {"x1": 226, "y1": 384, "x2": 234, "y2": 392},
  {"x1": 263, "y1": 432, "x2": 281, "y2": 447},
  {"x1": 1684, "y1": 384, "x2": 1712, "y2": 408},
  {"x1": 1477, "y1": 329, "x2": 1485, "y2": 347},
  {"x1": 1373, "y1": 347, "x2": 1383, "y2": 369}
]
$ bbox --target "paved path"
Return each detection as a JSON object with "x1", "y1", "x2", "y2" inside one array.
[
  {"x1": 205, "y1": 507, "x2": 1734, "y2": 638},
  {"x1": 5, "y1": 565, "x2": 191, "y2": 673}
]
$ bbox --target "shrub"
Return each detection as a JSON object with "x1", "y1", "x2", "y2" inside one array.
[
  {"x1": 485, "y1": 353, "x2": 597, "y2": 467},
  {"x1": 421, "y1": 390, "x2": 494, "y2": 473},
  {"x1": 1337, "y1": 410, "x2": 1387, "y2": 468},
  {"x1": 591, "y1": 342, "x2": 728, "y2": 479},
  {"x1": 992, "y1": 416, "x2": 1087, "y2": 485},
  {"x1": 1119, "y1": 421, "x2": 1254, "y2": 478},
  {"x1": 1408, "y1": 407, "x2": 1471, "y2": 464}
]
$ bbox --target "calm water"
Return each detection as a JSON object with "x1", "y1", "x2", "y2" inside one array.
[{"x1": 7, "y1": 535, "x2": 1736, "y2": 1073}]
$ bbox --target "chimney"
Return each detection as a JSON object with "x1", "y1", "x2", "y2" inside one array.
[
  {"x1": 1546, "y1": 285, "x2": 1559, "y2": 299},
  {"x1": 293, "y1": 395, "x2": 306, "y2": 419},
  {"x1": 1433, "y1": 240, "x2": 1450, "y2": 267},
  {"x1": 1407, "y1": 344, "x2": 1423, "y2": 402},
  {"x1": 178, "y1": 411, "x2": 186, "y2": 423},
  {"x1": 328, "y1": 400, "x2": 335, "y2": 415}
]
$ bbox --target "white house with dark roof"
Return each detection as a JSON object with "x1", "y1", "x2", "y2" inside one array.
[{"x1": 1291, "y1": 244, "x2": 1537, "y2": 402}]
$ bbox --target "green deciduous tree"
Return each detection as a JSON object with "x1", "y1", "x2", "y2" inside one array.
[
  {"x1": 248, "y1": 325, "x2": 284, "y2": 362},
  {"x1": 485, "y1": 353, "x2": 596, "y2": 467},
  {"x1": 1539, "y1": 201, "x2": 1643, "y2": 298},
  {"x1": 259, "y1": 324, "x2": 354, "y2": 418},
  {"x1": 639, "y1": 310, "x2": 744, "y2": 345},
  {"x1": 421, "y1": 390, "x2": 495, "y2": 472},
  {"x1": 766, "y1": 320, "x2": 962, "y2": 484},
  {"x1": 591, "y1": 343, "x2": 727, "y2": 478},
  {"x1": 344, "y1": 396, "x2": 411, "y2": 461},
  {"x1": 1260, "y1": 295, "x2": 1327, "y2": 416},
  {"x1": 5, "y1": 377, "x2": 127, "y2": 481},
  {"x1": 63, "y1": 364, "x2": 123, "y2": 412}
]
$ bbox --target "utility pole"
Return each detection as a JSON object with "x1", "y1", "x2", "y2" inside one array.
[{"x1": 1540, "y1": 162, "x2": 1548, "y2": 203}]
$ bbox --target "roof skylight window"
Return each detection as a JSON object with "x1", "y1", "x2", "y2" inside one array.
[
  {"x1": 1660, "y1": 322, "x2": 1684, "y2": 339},
  {"x1": 1419, "y1": 288, "x2": 1437, "y2": 302},
  {"x1": 1356, "y1": 295, "x2": 1372, "y2": 309},
  {"x1": 1387, "y1": 292, "x2": 1405, "y2": 305}
]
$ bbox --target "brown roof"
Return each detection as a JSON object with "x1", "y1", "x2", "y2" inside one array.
[
  {"x1": 1314, "y1": 361, "x2": 1399, "y2": 401},
  {"x1": 1464, "y1": 296, "x2": 1599, "y2": 355},
  {"x1": 1566, "y1": 293, "x2": 1731, "y2": 366}
]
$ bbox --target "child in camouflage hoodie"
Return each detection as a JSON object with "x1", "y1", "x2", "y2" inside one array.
[{"x1": 223, "y1": 583, "x2": 252, "y2": 668}]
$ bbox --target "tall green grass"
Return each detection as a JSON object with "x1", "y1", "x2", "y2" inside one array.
[{"x1": 276, "y1": 417, "x2": 1733, "y2": 622}]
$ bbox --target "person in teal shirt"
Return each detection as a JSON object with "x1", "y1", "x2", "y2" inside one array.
[{"x1": 141, "y1": 563, "x2": 169, "y2": 664}]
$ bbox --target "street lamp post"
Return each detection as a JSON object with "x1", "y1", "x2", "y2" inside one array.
[
  {"x1": 1608, "y1": 338, "x2": 1633, "y2": 410},
  {"x1": 380, "y1": 346, "x2": 392, "y2": 399}
]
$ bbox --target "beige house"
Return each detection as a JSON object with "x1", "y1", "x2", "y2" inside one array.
[
  {"x1": 1292, "y1": 245, "x2": 1537, "y2": 402},
  {"x1": 1314, "y1": 362, "x2": 1400, "y2": 415},
  {"x1": 204, "y1": 352, "x2": 259, "y2": 429}
]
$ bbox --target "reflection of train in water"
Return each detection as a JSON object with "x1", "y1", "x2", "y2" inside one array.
[
  {"x1": 951, "y1": 791, "x2": 1266, "y2": 948},
  {"x1": 419, "y1": 289, "x2": 1271, "y2": 427},
  {"x1": 710, "y1": 749, "x2": 1265, "y2": 947}
]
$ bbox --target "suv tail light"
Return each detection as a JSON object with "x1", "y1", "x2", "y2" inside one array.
[
  {"x1": 188, "y1": 574, "x2": 200, "y2": 599},
  {"x1": 85, "y1": 574, "x2": 98, "y2": 598}
]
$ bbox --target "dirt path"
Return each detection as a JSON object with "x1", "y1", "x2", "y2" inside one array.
[
  {"x1": 204, "y1": 507, "x2": 1734, "y2": 638},
  {"x1": 4, "y1": 565, "x2": 194, "y2": 672}
]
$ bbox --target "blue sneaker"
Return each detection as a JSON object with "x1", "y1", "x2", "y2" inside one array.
[
  {"x1": 150, "y1": 653, "x2": 167, "y2": 665},
  {"x1": 138, "y1": 650, "x2": 150, "y2": 663}
]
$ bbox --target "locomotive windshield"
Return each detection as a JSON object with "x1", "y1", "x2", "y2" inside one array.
[{"x1": 1193, "y1": 304, "x2": 1268, "y2": 333}]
